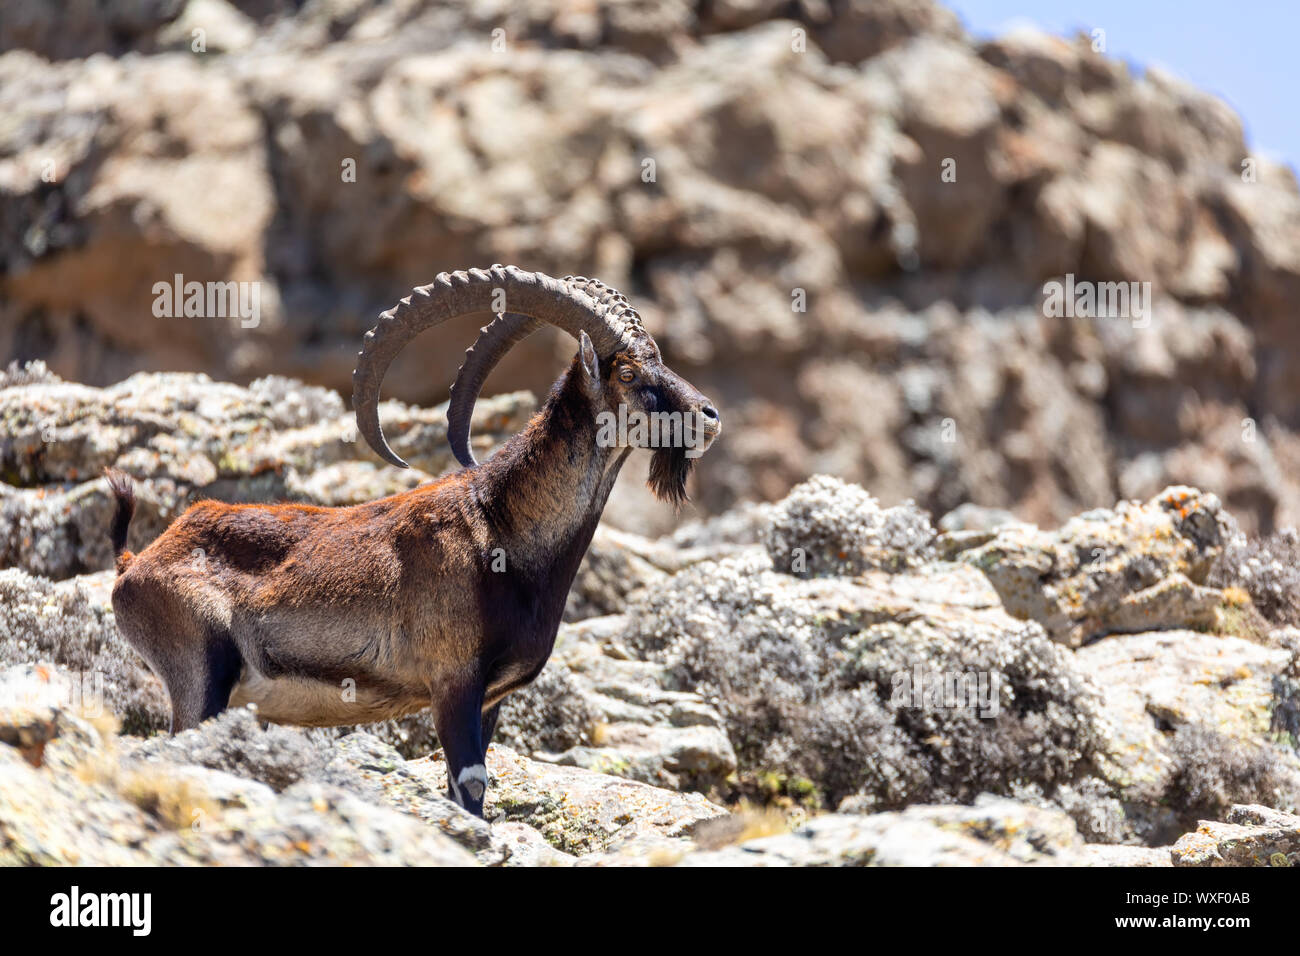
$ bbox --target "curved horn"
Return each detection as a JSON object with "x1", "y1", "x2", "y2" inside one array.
[
  {"x1": 444, "y1": 274, "x2": 649, "y2": 468},
  {"x1": 447, "y1": 312, "x2": 544, "y2": 468},
  {"x1": 353, "y1": 265, "x2": 642, "y2": 468}
]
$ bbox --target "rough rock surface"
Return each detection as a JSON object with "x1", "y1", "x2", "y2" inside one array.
[
  {"x1": 3, "y1": 1, "x2": 1299, "y2": 535},
  {"x1": 1170, "y1": 805, "x2": 1300, "y2": 867},
  {"x1": 0, "y1": 568, "x2": 167, "y2": 734},
  {"x1": 660, "y1": 796, "x2": 1084, "y2": 866},
  {"x1": 963, "y1": 486, "x2": 1234, "y2": 646},
  {"x1": 0, "y1": 368, "x2": 532, "y2": 578},
  {"x1": 0, "y1": 669, "x2": 479, "y2": 866},
  {"x1": 515, "y1": 614, "x2": 739, "y2": 792},
  {"x1": 3, "y1": 468, "x2": 1300, "y2": 864}
]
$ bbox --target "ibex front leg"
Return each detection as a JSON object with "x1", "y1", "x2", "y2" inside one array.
[
  {"x1": 480, "y1": 702, "x2": 501, "y2": 751},
  {"x1": 433, "y1": 678, "x2": 489, "y2": 817}
]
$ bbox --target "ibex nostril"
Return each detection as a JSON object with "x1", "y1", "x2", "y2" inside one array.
[{"x1": 702, "y1": 405, "x2": 719, "y2": 421}]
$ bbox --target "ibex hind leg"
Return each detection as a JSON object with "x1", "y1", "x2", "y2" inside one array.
[{"x1": 153, "y1": 624, "x2": 243, "y2": 733}]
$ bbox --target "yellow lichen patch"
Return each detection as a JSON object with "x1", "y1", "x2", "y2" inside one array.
[
  {"x1": 693, "y1": 801, "x2": 791, "y2": 850},
  {"x1": 119, "y1": 768, "x2": 216, "y2": 831},
  {"x1": 1211, "y1": 593, "x2": 1270, "y2": 644},
  {"x1": 648, "y1": 847, "x2": 686, "y2": 866},
  {"x1": 1221, "y1": 586, "x2": 1252, "y2": 609}
]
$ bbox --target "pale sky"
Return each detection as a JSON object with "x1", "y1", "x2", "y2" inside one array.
[{"x1": 947, "y1": 0, "x2": 1298, "y2": 173}]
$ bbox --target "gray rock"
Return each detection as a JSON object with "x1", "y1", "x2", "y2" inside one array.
[
  {"x1": 1171, "y1": 805, "x2": 1300, "y2": 867},
  {"x1": 130, "y1": 706, "x2": 328, "y2": 792},
  {"x1": 635, "y1": 798, "x2": 1083, "y2": 867},
  {"x1": 964, "y1": 487, "x2": 1233, "y2": 645},
  {"x1": 398, "y1": 744, "x2": 728, "y2": 856},
  {"x1": 0, "y1": 671, "x2": 478, "y2": 866},
  {"x1": 0, "y1": 372, "x2": 532, "y2": 578},
  {"x1": 0, "y1": 568, "x2": 167, "y2": 734},
  {"x1": 938, "y1": 502, "x2": 1019, "y2": 533}
]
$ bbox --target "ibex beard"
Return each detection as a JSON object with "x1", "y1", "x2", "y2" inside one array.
[{"x1": 106, "y1": 266, "x2": 719, "y2": 817}]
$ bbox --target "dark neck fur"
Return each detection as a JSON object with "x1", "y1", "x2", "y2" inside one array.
[{"x1": 470, "y1": 359, "x2": 625, "y2": 578}]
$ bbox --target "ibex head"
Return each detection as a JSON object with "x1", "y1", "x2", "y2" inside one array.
[
  {"x1": 351, "y1": 266, "x2": 720, "y2": 507},
  {"x1": 590, "y1": 333, "x2": 719, "y2": 506}
]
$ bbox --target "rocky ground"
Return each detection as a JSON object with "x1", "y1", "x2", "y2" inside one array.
[
  {"x1": 2, "y1": 367, "x2": 1299, "y2": 866},
  {"x1": 3, "y1": 0, "x2": 1300, "y2": 537},
  {"x1": 3, "y1": 0, "x2": 1299, "y2": 867}
]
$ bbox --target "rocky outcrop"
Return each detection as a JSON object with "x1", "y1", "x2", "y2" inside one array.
[
  {"x1": 4, "y1": 0, "x2": 1299, "y2": 866},
  {"x1": 511, "y1": 614, "x2": 738, "y2": 793},
  {"x1": 3, "y1": 2, "x2": 1299, "y2": 535},
  {"x1": 1171, "y1": 805, "x2": 1300, "y2": 867},
  {"x1": 0, "y1": 367, "x2": 532, "y2": 578},
  {"x1": 659, "y1": 797, "x2": 1084, "y2": 867},
  {"x1": 0, "y1": 666, "x2": 479, "y2": 866},
  {"x1": 0, "y1": 667, "x2": 723, "y2": 866},
  {"x1": 962, "y1": 486, "x2": 1235, "y2": 645},
  {"x1": 0, "y1": 568, "x2": 166, "y2": 734},
  {"x1": 0, "y1": 350, "x2": 1296, "y2": 864},
  {"x1": 3, "y1": 465, "x2": 1299, "y2": 864}
]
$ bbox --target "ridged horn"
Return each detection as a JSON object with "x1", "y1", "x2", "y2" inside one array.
[
  {"x1": 444, "y1": 274, "x2": 650, "y2": 467},
  {"x1": 447, "y1": 312, "x2": 544, "y2": 468},
  {"x1": 352, "y1": 265, "x2": 642, "y2": 468}
]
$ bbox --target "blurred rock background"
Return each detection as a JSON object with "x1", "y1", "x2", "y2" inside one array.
[
  {"x1": 2, "y1": 0, "x2": 1298, "y2": 540},
  {"x1": 4, "y1": 2, "x2": 1300, "y2": 866}
]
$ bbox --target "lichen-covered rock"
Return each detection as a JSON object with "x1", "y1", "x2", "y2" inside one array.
[
  {"x1": 623, "y1": 549, "x2": 1110, "y2": 812},
  {"x1": 401, "y1": 745, "x2": 727, "y2": 856},
  {"x1": 0, "y1": 661, "x2": 107, "y2": 767},
  {"x1": 0, "y1": 371, "x2": 533, "y2": 578},
  {"x1": 613, "y1": 797, "x2": 1083, "y2": 867},
  {"x1": 1076, "y1": 631, "x2": 1296, "y2": 790},
  {"x1": 130, "y1": 707, "x2": 329, "y2": 792},
  {"x1": 964, "y1": 487, "x2": 1233, "y2": 645},
  {"x1": 1074, "y1": 630, "x2": 1300, "y2": 843},
  {"x1": 1171, "y1": 805, "x2": 1300, "y2": 867},
  {"x1": 0, "y1": 743, "x2": 481, "y2": 866},
  {"x1": 563, "y1": 526, "x2": 671, "y2": 621},
  {"x1": 520, "y1": 615, "x2": 738, "y2": 791},
  {"x1": 5, "y1": 451, "x2": 1299, "y2": 864},
  {"x1": 0, "y1": 662, "x2": 726, "y2": 865},
  {"x1": 0, "y1": 569, "x2": 167, "y2": 734},
  {"x1": 491, "y1": 821, "x2": 577, "y2": 867},
  {"x1": 0, "y1": 670, "x2": 479, "y2": 866},
  {"x1": 1077, "y1": 844, "x2": 1174, "y2": 867}
]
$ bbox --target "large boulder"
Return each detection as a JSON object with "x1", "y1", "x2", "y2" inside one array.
[{"x1": 963, "y1": 487, "x2": 1233, "y2": 645}]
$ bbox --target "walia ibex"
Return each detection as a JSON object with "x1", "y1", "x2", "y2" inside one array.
[{"x1": 107, "y1": 266, "x2": 720, "y2": 816}]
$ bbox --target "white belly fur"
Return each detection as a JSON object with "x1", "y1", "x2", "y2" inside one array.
[{"x1": 228, "y1": 668, "x2": 415, "y2": 726}]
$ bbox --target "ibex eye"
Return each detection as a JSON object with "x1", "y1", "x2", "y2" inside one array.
[{"x1": 619, "y1": 368, "x2": 635, "y2": 383}]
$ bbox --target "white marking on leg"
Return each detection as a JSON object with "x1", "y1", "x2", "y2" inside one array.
[{"x1": 457, "y1": 764, "x2": 487, "y2": 803}]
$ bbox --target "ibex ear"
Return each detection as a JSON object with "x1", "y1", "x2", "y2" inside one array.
[{"x1": 578, "y1": 331, "x2": 601, "y2": 399}]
